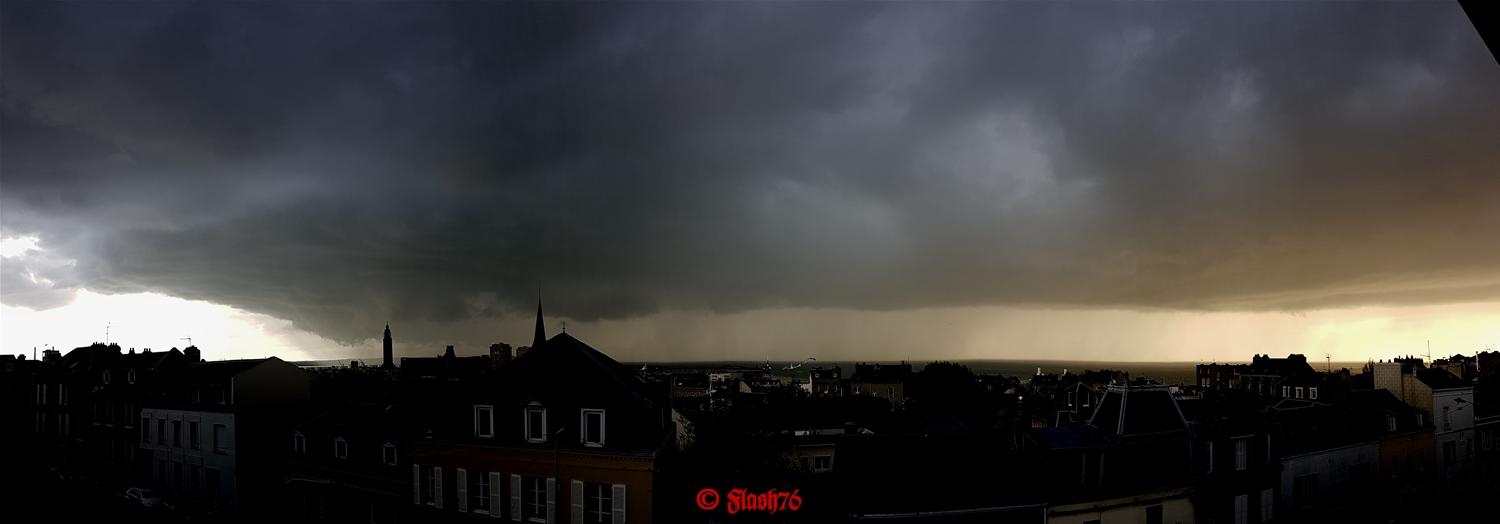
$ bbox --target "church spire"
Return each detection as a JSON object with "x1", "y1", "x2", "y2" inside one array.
[
  {"x1": 531, "y1": 295, "x2": 547, "y2": 351},
  {"x1": 381, "y1": 323, "x2": 394, "y2": 369}
]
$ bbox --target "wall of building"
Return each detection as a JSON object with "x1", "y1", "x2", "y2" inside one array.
[
  {"x1": 1046, "y1": 488, "x2": 1195, "y2": 524},
  {"x1": 1278, "y1": 441, "x2": 1379, "y2": 516},
  {"x1": 141, "y1": 408, "x2": 238, "y2": 509}
]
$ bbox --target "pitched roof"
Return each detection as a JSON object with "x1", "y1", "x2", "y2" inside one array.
[
  {"x1": 1415, "y1": 367, "x2": 1469, "y2": 389},
  {"x1": 497, "y1": 332, "x2": 664, "y2": 408},
  {"x1": 1089, "y1": 385, "x2": 1187, "y2": 437}
]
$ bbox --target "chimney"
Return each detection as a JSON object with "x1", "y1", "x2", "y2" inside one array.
[
  {"x1": 184, "y1": 345, "x2": 201, "y2": 363},
  {"x1": 444, "y1": 345, "x2": 456, "y2": 359}
]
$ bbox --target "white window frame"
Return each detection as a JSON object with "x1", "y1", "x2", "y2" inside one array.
[
  {"x1": 1294, "y1": 386, "x2": 1304, "y2": 399},
  {"x1": 383, "y1": 442, "x2": 398, "y2": 465},
  {"x1": 524, "y1": 475, "x2": 547, "y2": 522},
  {"x1": 580, "y1": 409, "x2": 606, "y2": 447},
  {"x1": 475, "y1": 405, "x2": 495, "y2": 438},
  {"x1": 1234, "y1": 437, "x2": 1250, "y2": 471},
  {"x1": 525, "y1": 405, "x2": 547, "y2": 444},
  {"x1": 1281, "y1": 386, "x2": 1289, "y2": 397},
  {"x1": 1309, "y1": 387, "x2": 1318, "y2": 400},
  {"x1": 469, "y1": 469, "x2": 490, "y2": 514},
  {"x1": 334, "y1": 437, "x2": 348, "y2": 459}
]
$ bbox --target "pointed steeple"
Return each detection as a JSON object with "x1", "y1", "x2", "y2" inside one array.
[
  {"x1": 532, "y1": 296, "x2": 547, "y2": 351},
  {"x1": 381, "y1": 323, "x2": 394, "y2": 369}
]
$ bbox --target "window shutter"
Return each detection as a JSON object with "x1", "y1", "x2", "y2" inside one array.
[
  {"x1": 412, "y1": 465, "x2": 421, "y2": 505},
  {"x1": 546, "y1": 478, "x2": 557, "y2": 524},
  {"x1": 457, "y1": 468, "x2": 468, "y2": 512},
  {"x1": 611, "y1": 484, "x2": 626, "y2": 524},
  {"x1": 489, "y1": 472, "x2": 503, "y2": 519},
  {"x1": 510, "y1": 474, "x2": 522, "y2": 522},
  {"x1": 571, "y1": 480, "x2": 584, "y2": 524},
  {"x1": 434, "y1": 466, "x2": 444, "y2": 509}
]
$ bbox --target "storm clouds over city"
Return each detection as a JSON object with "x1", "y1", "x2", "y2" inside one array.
[{"x1": 2, "y1": 1, "x2": 1497, "y2": 360}]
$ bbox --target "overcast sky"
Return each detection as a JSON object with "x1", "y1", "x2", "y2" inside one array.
[{"x1": 2, "y1": 1, "x2": 1497, "y2": 363}]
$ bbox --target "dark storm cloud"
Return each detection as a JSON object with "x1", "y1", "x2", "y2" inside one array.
[{"x1": 2, "y1": 1, "x2": 1497, "y2": 346}]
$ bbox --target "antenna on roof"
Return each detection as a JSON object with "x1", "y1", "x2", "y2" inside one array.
[
  {"x1": 105, "y1": 322, "x2": 112, "y2": 345},
  {"x1": 1425, "y1": 340, "x2": 1432, "y2": 362},
  {"x1": 181, "y1": 337, "x2": 193, "y2": 346},
  {"x1": 1325, "y1": 352, "x2": 1332, "y2": 373}
]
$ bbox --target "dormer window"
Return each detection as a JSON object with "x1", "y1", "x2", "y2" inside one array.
[
  {"x1": 474, "y1": 405, "x2": 494, "y2": 438},
  {"x1": 334, "y1": 437, "x2": 348, "y2": 459},
  {"x1": 293, "y1": 432, "x2": 306, "y2": 454},
  {"x1": 581, "y1": 409, "x2": 605, "y2": 447},
  {"x1": 525, "y1": 405, "x2": 547, "y2": 443},
  {"x1": 382, "y1": 442, "x2": 397, "y2": 465},
  {"x1": 216, "y1": 387, "x2": 227, "y2": 405},
  {"x1": 1309, "y1": 387, "x2": 1318, "y2": 400}
]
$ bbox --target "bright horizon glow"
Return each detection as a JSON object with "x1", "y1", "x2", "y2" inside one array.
[{"x1": 2, "y1": 287, "x2": 1495, "y2": 365}]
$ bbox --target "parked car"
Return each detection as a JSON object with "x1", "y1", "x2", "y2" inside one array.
[{"x1": 124, "y1": 487, "x2": 169, "y2": 509}]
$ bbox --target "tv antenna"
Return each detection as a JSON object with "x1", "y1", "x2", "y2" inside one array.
[
  {"x1": 1325, "y1": 352, "x2": 1332, "y2": 373},
  {"x1": 1425, "y1": 340, "x2": 1432, "y2": 362},
  {"x1": 105, "y1": 322, "x2": 112, "y2": 345},
  {"x1": 181, "y1": 337, "x2": 193, "y2": 346}
]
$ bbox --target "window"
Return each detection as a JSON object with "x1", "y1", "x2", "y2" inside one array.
[
  {"x1": 174, "y1": 462, "x2": 183, "y2": 492},
  {"x1": 584, "y1": 482, "x2": 612, "y2": 524},
  {"x1": 1147, "y1": 503, "x2": 1163, "y2": 524},
  {"x1": 525, "y1": 406, "x2": 547, "y2": 443},
  {"x1": 1309, "y1": 387, "x2": 1318, "y2": 400},
  {"x1": 173, "y1": 420, "x2": 182, "y2": 447},
  {"x1": 581, "y1": 409, "x2": 605, "y2": 447},
  {"x1": 142, "y1": 417, "x2": 151, "y2": 443},
  {"x1": 1259, "y1": 487, "x2": 1274, "y2": 522},
  {"x1": 158, "y1": 419, "x2": 167, "y2": 444},
  {"x1": 1281, "y1": 386, "x2": 1289, "y2": 397},
  {"x1": 293, "y1": 432, "x2": 306, "y2": 454},
  {"x1": 1234, "y1": 437, "x2": 1249, "y2": 471},
  {"x1": 59, "y1": 384, "x2": 67, "y2": 405},
  {"x1": 193, "y1": 389, "x2": 201, "y2": 403},
  {"x1": 469, "y1": 470, "x2": 490, "y2": 513},
  {"x1": 1265, "y1": 434, "x2": 1273, "y2": 464},
  {"x1": 383, "y1": 442, "x2": 398, "y2": 465},
  {"x1": 217, "y1": 387, "x2": 227, "y2": 405},
  {"x1": 1443, "y1": 406, "x2": 1452, "y2": 431},
  {"x1": 1294, "y1": 386, "x2": 1304, "y2": 399},
  {"x1": 103, "y1": 370, "x2": 111, "y2": 384},
  {"x1": 1294, "y1": 474, "x2": 1318, "y2": 509},
  {"x1": 814, "y1": 455, "x2": 832, "y2": 472},
  {"x1": 1388, "y1": 415, "x2": 1398, "y2": 432},
  {"x1": 213, "y1": 424, "x2": 227, "y2": 453},
  {"x1": 206, "y1": 468, "x2": 221, "y2": 498},
  {"x1": 1206, "y1": 441, "x2": 1215, "y2": 474},
  {"x1": 189, "y1": 421, "x2": 200, "y2": 449},
  {"x1": 334, "y1": 437, "x2": 349, "y2": 459},
  {"x1": 1232, "y1": 494, "x2": 1247, "y2": 524},
  {"x1": 474, "y1": 405, "x2": 494, "y2": 438},
  {"x1": 128, "y1": 369, "x2": 136, "y2": 384},
  {"x1": 422, "y1": 467, "x2": 436, "y2": 505},
  {"x1": 524, "y1": 476, "x2": 547, "y2": 522},
  {"x1": 36, "y1": 384, "x2": 44, "y2": 405}
]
